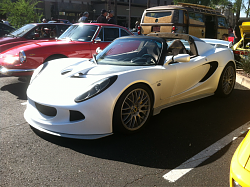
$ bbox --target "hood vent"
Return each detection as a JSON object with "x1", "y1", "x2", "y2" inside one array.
[{"x1": 61, "y1": 69, "x2": 72, "y2": 75}]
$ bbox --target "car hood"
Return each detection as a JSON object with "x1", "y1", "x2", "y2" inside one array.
[
  {"x1": 240, "y1": 22, "x2": 250, "y2": 38},
  {"x1": 0, "y1": 39, "x2": 71, "y2": 55},
  {"x1": 27, "y1": 58, "x2": 150, "y2": 105},
  {"x1": 237, "y1": 130, "x2": 250, "y2": 171},
  {"x1": 0, "y1": 36, "x2": 20, "y2": 44}
]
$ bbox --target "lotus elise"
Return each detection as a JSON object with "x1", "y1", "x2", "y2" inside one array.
[{"x1": 24, "y1": 33, "x2": 236, "y2": 139}]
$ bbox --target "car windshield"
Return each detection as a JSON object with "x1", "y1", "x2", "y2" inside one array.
[
  {"x1": 7, "y1": 24, "x2": 36, "y2": 37},
  {"x1": 58, "y1": 24, "x2": 98, "y2": 41},
  {"x1": 93, "y1": 38, "x2": 163, "y2": 66}
]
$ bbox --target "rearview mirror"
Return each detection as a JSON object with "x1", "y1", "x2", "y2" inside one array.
[
  {"x1": 173, "y1": 54, "x2": 190, "y2": 63},
  {"x1": 164, "y1": 54, "x2": 190, "y2": 66}
]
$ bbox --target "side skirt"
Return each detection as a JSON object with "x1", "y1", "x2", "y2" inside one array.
[{"x1": 153, "y1": 93, "x2": 214, "y2": 116}]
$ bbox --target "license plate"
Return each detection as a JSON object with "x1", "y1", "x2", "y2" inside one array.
[{"x1": 152, "y1": 26, "x2": 160, "y2": 32}]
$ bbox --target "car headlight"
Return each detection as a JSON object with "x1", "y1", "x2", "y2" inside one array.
[
  {"x1": 30, "y1": 62, "x2": 48, "y2": 84},
  {"x1": 3, "y1": 54, "x2": 19, "y2": 64},
  {"x1": 19, "y1": 50, "x2": 26, "y2": 64},
  {"x1": 75, "y1": 75, "x2": 118, "y2": 103}
]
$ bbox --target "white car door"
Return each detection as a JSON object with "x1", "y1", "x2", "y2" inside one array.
[{"x1": 169, "y1": 55, "x2": 210, "y2": 103}]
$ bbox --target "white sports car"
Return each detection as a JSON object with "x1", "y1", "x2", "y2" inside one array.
[{"x1": 24, "y1": 33, "x2": 236, "y2": 139}]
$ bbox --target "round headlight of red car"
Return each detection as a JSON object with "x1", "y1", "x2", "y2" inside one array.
[{"x1": 19, "y1": 50, "x2": 26, "y2": 64}]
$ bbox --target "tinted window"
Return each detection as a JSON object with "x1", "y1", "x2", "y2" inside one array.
[
  {"x1": 58, "y1": 25, "x2": 98, "y2": 41},
  {"x1": 120, "y1": 29, "x2": 130, "y2": 37},
  {"x1": 189, "y1": 12, "x2": 204, "y2": 23},
  {"x1": 146, "y1": 12, "x2": 172, "y2": 18},
  {"x1": 103, "y1": 28, "x2": 119, "y2": 41},
  {"x1": 218, "y1": 17, "x2": 228, "y2": 28},
  {"x1": 8, "y1": 24, "x2": 36, "y2": 37},
  {"x1": 26, "y1": 25, "x2": 58, "y2": 39}
]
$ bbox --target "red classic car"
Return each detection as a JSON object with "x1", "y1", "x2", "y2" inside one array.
[
  {"x1": 0, "y1": 23, "x2": 70, "y2": 53},
  {"x1": 0, "y1": 23, "x2": 132, "y2": 77}
]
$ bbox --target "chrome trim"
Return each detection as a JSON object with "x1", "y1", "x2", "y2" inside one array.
[{"x1": 0, "y1": 66, "x2": 35, "y2": 75}]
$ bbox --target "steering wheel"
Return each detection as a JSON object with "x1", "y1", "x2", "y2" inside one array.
[{"x1": 141, "y1": 54, "x2": 157, "y2": 64}]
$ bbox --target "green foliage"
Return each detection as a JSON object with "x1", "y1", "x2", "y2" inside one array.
[
  {"x1": 240, "y1": 53, "x2": 250, "y2": 74},
  {"x1": 0, "y1": 0, "x2": 43, "y2": 28}
]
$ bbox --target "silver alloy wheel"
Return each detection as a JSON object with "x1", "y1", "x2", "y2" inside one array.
[
  {"x1": 121, "y1": 88, "x2": 151, "y2": 131},
  {"x1": 222, "y1": 66, "x2": 235, "y2": 95}
]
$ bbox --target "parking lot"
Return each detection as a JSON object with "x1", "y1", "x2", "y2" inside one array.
[{"x1": 1, "y1": 76, "x2": 250, "y2": 186}]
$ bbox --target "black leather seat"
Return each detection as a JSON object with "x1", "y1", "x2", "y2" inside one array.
[{"x1": 167, "y1": 39, "x2": 187, "y2": 56}]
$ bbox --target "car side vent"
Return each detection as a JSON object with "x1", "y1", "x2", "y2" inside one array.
[
  {"x1": 61, "y1": 68, "x2": 73, "y2": 75},
  {"x1": 35, "y1": 102, "x2": 57, "y2": 117},
  {"x1": 70, "y1": 110, "x2": 85, "y2": 121},
  {"x1": 199, "y1": 61, "x2": 218, "y2": 82}
]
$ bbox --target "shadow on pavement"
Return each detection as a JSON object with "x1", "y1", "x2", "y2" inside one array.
[
  {"x1": 1, "y1": 81, "x2": 29, "y2": 100},
  {"x1": 31, "y1": 88, "x2": 250, "y2": 169}
]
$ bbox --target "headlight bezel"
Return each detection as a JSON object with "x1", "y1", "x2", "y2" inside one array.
[
  {"x1": 19, "y1": 50, "x2": 26, "y2": 64},
  {"x1": 75, "y1": 75, "x2": 118, "y2": 103}
]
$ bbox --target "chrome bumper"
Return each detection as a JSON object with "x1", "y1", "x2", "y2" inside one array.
[{"x1": 0, "y1": 66, "x2": 35, "y2": 75}]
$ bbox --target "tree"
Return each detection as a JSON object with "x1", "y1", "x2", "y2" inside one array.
[
  {"x1": 0, "y1": 0, "x2": 43, "y2": 28},
  {"x1": 233, "y1": 0, "x2": 243, "y2": 22}
]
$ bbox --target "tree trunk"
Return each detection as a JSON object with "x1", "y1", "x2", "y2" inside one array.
[
  {"x1": 235, "y1": 0, "x2": 242, "y2": 23},
  {"x1": 247, "y1": 0, "x2": 250, "y2": 17}
]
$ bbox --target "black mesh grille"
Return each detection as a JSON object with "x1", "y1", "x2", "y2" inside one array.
[
  {"x1": 35, "y1": 102, "x2": 57, "y2": 117},
  {"x1": 70, "y1": 110, "x2": 85, "y2": 121}
]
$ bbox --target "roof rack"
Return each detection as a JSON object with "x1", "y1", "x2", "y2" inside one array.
[
  {"x1": 177, "y1": 2, "x2": 213, "y2": 10},
  {"x1": 177, "y1": 2, "x2": 221, "y2": 15}
]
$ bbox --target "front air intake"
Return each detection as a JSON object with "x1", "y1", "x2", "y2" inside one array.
[
  {"x1": 70, "y1": 110, "x2": 85, "y2": 121},
  {"x1": 35, "y1": 102, "x2": 57, "y2": 117}
]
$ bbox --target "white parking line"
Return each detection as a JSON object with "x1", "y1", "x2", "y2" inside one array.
[{"x1": 163, "y1": 122, "x2": 250, "y2": 183}]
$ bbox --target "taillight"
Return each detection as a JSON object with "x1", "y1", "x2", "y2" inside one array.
[
  {"x1": 172, "y1": 26, "x2": 176, "y2": 33},
  {"x1": 137, "y1": 26, "x2": 141, "y2": 35},
  {"x1": 233, "y1": 50, "x2": 249, "y2": 55}
]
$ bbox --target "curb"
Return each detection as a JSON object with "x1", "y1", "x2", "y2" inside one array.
[{"x1": 236, "y1": 73, "x2": 250, "y2": 89}]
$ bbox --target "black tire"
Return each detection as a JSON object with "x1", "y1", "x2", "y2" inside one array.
[
  {"x1": 215, "y1": 63, "x2": 236, "y2": 97},
  {"x1": 113, "y1": 84, "x2": 153, "y2": 134}
]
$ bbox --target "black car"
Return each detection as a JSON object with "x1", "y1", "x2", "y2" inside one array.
[{"x1": 0, "y1": 23, "x2": 15, "y2": 37}]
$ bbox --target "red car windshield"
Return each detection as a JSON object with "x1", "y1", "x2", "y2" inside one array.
[
  {"x1": 7, "y1": 24, "x2": 36, "y2": 37},
  {"x1": 58, "y1": 24, "x2": 98, "y2": 42}
]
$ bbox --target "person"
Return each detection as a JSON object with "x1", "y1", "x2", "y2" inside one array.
[
  {"x1": 78, "y1": 12, "x2": 89, "y2": 23},
  {"x1": 222, "y1": 33, "x2": 228, "y2": 41},
  {"x1": 2, "y1": 18, "x2": 10, "y2": 25},
  {"x1": 228, "y1": 26, "x2": 233, "y2": 34},
  {"x1": 97, "y1": 9, "x2": 108, "y2": 23},
  {"x1": 42, "y1": 18, "x2": 47, "y2": 23},
  {"x1": 233, "y1": 21, "x2": 241, "y2": 44},
  {"x1": 107, "y1": 10, "x2": 116, "y2": 24},
  {"x1": 135, "y1": 21, "x2": 140, "y2": 31}
]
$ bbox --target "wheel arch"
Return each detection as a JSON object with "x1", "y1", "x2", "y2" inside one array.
[
  {"x1": 112, "y1": 81, "x2": 155, "y2": 133},
  {"x1": 44, "y1": 54, "x2": 68, "y2": 63},
  {"x1": 114, "y1": 82, "x2": 156, "y2": 109}
]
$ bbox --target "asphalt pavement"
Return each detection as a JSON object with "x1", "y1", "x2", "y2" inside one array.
[{"x1": 1, "y1": 76, "x2": 250, "y2": 186}]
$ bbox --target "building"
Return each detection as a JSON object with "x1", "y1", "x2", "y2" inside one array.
[{"x1": 36, "y1": 0, "x2": 173, "y2": 28}]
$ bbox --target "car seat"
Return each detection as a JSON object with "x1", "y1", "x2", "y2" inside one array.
[{"x1": 167, "y1": 39, "x2": 187, "y2": 56}]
